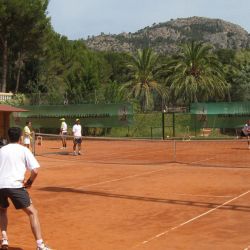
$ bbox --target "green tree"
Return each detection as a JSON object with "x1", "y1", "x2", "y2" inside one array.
[
  {"x1": 35, "y1": 35, "x2": 88, "y2": 104},
  {"x1": 103, "y1": 81, "x2": 126, "y2": 103},
  {"x1": 121, "y1": 48, "x2": 166, "y2": 111},
  {"x1": 226, "y1": 50, "x2": 250, "y2": 101},
  {"x1": 103, "y1": 51, "x2": 130, "y2": 84},
  {"x1": 65, "y1": 48, "x2": 106, "y2": 104},
  {"x1": 26, "y1": 32, "x2": 111, "y2": 105},
  {"x1": 0, "y1": 0, "x2": 49, "y2": 92},
  {"x1": 167, "y1": 41, "x2": 229, "y2": 103}
]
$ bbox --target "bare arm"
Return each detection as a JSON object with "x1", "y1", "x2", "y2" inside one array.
[{"x1": 24, "y1": 168, "x2": 38, "y2": 188}]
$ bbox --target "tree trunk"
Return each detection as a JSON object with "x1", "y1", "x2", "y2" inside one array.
[
  {"x1": 1, "y1": 39, "x2": 8, "y2": 92},
  {"x1": 227, "y1": 88, "x2": 231, "y2": 102},
  {"x1": 15, "y1": 65, "x2": 21, "y2": 93},
  {"x1": 15, "y1": 52, "x2": 23, "y2": 93}
]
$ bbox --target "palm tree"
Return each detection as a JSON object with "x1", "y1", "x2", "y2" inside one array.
[
  {"x1": 167, "y1": 41, "x2": 229, "y2": 103},
  {"x1": 121, "y1": 48, "x2": 167, "y2": 111}
]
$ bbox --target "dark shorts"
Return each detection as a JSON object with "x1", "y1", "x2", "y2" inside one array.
[
  {"x1": 240, "y1": 131, "x2": 250, "y2": 137},
  {"x1": 74, "y1": 138, "x2": 82, "y2": 144},
  {"x1": 0, "y1": 188, "x2": 31, "y2": 209}
]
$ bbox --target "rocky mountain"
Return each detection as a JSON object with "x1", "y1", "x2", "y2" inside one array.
[{"x1": 85, "y1": 16, "x2": 250, "y2": 54}]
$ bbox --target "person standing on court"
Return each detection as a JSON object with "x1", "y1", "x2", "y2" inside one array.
[
  {"x1": 59, "y1": 118, "x2": 67, "y2": 149},
  {"x1": 0, "y1": 127, "x2": 52, "y2": 250},
  {"x1": 23, "y1": 121, "x2": 32, "y2": 149},
  {"x1": 72, "y1": 118, "x2": 82, "y2": 156},
  {"x1": 241, "y1": 120, "x2": 250, "y2": 149}
]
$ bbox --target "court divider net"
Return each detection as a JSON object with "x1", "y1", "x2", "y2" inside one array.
[{"x1": 32, "y1": 132, "x2": 250, "y2": 168}]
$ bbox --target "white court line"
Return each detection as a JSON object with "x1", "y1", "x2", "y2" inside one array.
[
  {"x1": 8, "y1": 243, "x2": 57, "y2": 250},
  {"x1": 33, "y1": 165, "x2": 233, "y2": 199},
  {"x1": 133, "y1": 190, "x2": 250, "y2": 248},
  {"x1": 75, "y1": 168, "x2": 174, "y2": 188},
  {"x1": 190, "y1": 157, "x2": 217, "y2": 165},
  {"x1": 34, "y1": 168, "x2": 171, "y2": 189},
  {"x1": 35, "y1": 157, "x2": 236, "y2": 200},
  {"x1": 169, "y1": 193, "x2": 232, "y2": 198}
]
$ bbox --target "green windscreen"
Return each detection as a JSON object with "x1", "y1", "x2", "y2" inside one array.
[
  {"x1": 190, "y1": 102, "x2": 250, "y2": 128},
  {"x1": 11, "y1": 103, "x2": 133, "y2": 129}
]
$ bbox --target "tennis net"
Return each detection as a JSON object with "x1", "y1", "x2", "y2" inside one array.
[
  {"x1": 173, "y1": 138, "x2": 250, "y2": 168},
  {"x1": 33, "y1": 133, "x2": 250, "y2": 168}
]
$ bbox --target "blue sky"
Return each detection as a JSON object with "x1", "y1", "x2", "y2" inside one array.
[{"x1": 48, "y1": 0, "x2": 250, "y2": 40}]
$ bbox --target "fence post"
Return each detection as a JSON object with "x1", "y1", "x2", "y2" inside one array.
[
  {"x1": 162, "y1": 111, "x2": 165, "y2": 140},
  {"x1": 172, "y1": 113, "x2": 176, "y2": 137},
  {"x1": 173, "y1": 139, "x2": 176, "y2": 162}
]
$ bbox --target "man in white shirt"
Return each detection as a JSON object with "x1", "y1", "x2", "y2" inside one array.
[
  {"x1": 0, "y1": 127, "x2": 52, "y2": 250},
  {"x1": 241, "y1": 120, "x2": 250, "y2": 149},
  {"x1": 59, "y1": 118, "x2": 67, "y2": 149},
  {"x1": 72, "y1": 119, "x2": 82, "y2": 156}
]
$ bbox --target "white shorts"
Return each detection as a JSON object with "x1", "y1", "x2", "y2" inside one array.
[
  {"x1": 61, "y1": 132, "x2": 67, "y2": 138},
  {"x1": 23, "y1": 137, "x2": 30, "y2": 145}
]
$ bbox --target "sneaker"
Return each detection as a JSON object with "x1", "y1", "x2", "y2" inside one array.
[
  {"x1": 73, "y1": 151, "x2": 77, "y2": 156},
  {"x1": 78, "y1": 151, "x2": 81, "y2": 155},
  {"x1": 1, "y1": 239, "x2": 8, "y2": 249},
  {"x1": 37, "y1": 243, "x2": 51, "y2": 250}
]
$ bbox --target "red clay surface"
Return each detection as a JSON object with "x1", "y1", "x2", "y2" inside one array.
[{"x1": 5, "y1": 139, "x2": 250, "y2": 250}]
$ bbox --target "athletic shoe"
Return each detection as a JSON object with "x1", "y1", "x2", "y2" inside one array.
[
  {"x1": 1, "y1": 238, "x2": 8, "y2": 249},
  {"x1": 36, "y1": 243, "x2": 51, "y2": 250},
  {"x1": 78, "y1": 151, "x2": 81, "y2": 155},
  {"x1": 73, "y1": 151, "x2": 77, "y2": 156}
]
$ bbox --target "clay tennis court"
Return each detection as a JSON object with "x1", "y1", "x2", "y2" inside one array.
[{"x1": 5, "y1": 138, "x2": 250, "y2": 250}]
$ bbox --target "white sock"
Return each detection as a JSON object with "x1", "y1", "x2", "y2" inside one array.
[
  {"x1": 1, "y1": 231, "x2": 7, "y2": 240},
  {"x1": 2, "y1": 239, "x2": 8, "y2": 244},
  {"x1": 37, "y1": 239, "x2": 44, "y2": 247}
]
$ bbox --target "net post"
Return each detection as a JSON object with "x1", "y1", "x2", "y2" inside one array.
[
  {"x1": 32, "y1": 131, "x2": 36, "y2": 156},
  {"x1": 37, "y1": 136, "x2": 42, "y2": 146}
]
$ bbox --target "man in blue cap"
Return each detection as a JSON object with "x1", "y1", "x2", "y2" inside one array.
[{"x1": 72, "y1": 118, "x2": 82, "y2": 155}]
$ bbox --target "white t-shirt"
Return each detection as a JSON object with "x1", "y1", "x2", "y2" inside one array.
[
  {"x1": 72, "y1": 124, "x2": 82, "y2": 138},
  {"x1": 0, "y1": 143, "x2": 40, "y2": 188},
  {"x1": 242, "y1": 124, "x2": 250, "y2": 136},
  {"x1": 61, "y1": 122, "x2": 67, "y2": 133}
]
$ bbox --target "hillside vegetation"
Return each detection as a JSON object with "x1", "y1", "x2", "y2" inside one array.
[{"x1": 86, "y1": 16, "x2": 250, "y2": 54}]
